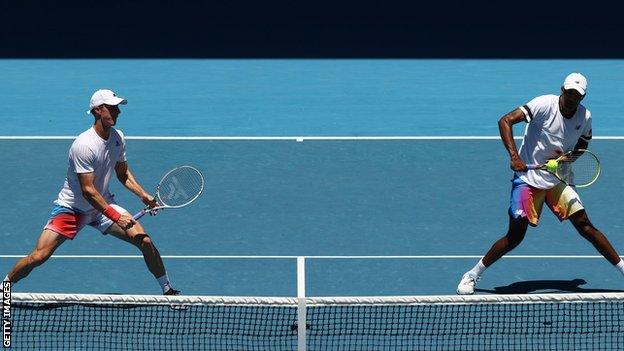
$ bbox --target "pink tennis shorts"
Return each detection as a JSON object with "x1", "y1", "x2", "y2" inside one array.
[{"x1": 44, "y1": 203, "x2": 128, "y2": 239}]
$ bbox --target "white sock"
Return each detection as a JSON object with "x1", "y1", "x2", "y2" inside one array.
[
  {"x1": 468, "y1": 259, "x2": 487, "y2": 276},
  {"x1": 615, "y1": 260, "x2": 624, "y2": 276},
  {"x1": 157, "y1": 274, "x2": 172, "y2": 293}
]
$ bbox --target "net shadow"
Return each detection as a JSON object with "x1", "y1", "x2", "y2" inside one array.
[{"x1": 475, "y1": 278, "x2": 624, "y2": 294}]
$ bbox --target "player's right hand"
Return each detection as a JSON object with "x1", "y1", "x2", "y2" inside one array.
[
  {"x1": 116, "y1": 213, "x2": 136, "y2": 230},
  {"x1": 510, "y1": 155, "x2": 527, "y2": 172}
]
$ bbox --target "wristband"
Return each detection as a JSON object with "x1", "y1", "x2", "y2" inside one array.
[{"x1": 103, "y1": 205, "x2": 121, "y2": 222}]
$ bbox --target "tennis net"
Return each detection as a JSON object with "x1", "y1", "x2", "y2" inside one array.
[{"x1": 6, "y1": 292, "x2": 624, "y2": 350}]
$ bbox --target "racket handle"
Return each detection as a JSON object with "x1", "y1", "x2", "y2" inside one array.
[
  {"x1": 133, "y1": 209, "x2": 147, "y2": 220},
  {"x1": 525, "y1": 164, "x2": 540, "y2": 170}
]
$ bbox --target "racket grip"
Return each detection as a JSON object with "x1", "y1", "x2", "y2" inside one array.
[
  {"x1": 133, "y1": 209, "x2": 147, "y2": 220},
  {"x1": 525, "y1": 164, "x2": 540, "y2": 170}
]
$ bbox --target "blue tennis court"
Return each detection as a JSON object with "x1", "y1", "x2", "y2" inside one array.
[{"x1": 2, "y1": 59, "x2": 624, "y2": 298}]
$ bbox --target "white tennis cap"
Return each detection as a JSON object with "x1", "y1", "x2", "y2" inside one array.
[
  {"x1": 563, "y1": 73, "x2": 587, "y2": 95},
  {"x1": 87, "y1": 89, "x2": 127, "y2": 114}
]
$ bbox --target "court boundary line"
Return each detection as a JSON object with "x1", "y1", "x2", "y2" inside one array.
[
  {"x1": 0, "y1": 255, "x2": 617, "y2": 259},
  {"x1": 2, "y1": 136, "x2": 624, "y2": 141}
]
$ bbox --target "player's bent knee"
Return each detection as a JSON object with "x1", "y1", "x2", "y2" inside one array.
[
  {"x1": 507, "y1": 240, "x2": 521, "y2": 251},
  {"x1": 573, "y1": 218, "x2": 596, "y2": 235},
  {"x1": 579, "y1": 225, "x2": 601, "y2": 241},
  {"x1": 504, "y1": 233, "x2": 525, "y2": 250},
  {"x1": 580, "y1": 223, "x2": 593, "y2": 233},
  {"x1": 29, "y1": 250, "x2": 53, "y2": 266},
  {"x1": 141, "y1": 236, "x2": 153, "y2": 247},
  {"x1": 505, "y1": 232, "x2": 524, "y2": 247},
  {"x1": 133, "y1": 234, "x2": 154, "y2": 249}
]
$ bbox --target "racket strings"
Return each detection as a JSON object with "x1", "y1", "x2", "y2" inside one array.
[
  {"x1": 157, "y1": 167, "x2": 204, "y2": 207},
  {"x1": 557, "y1": 152, "x2": 599, "y2": 186}
]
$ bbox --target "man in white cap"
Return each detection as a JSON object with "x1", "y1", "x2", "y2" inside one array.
[
  {"x1": 3, "y1": 89, "x2": 180, "y2": 295},
  {"x1": 457, "y1": 73, "x2": 624, "y2": 294}
]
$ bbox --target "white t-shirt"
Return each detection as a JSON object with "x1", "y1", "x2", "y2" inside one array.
[
  {"x1": 516, "y1": 94, "x2": 592, "y2": 189},
  {"x1": 55, "y1": 127, "x2": 127, "y2": 211}
]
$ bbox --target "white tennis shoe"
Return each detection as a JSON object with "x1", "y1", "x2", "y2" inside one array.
[{"x1": 456, "y1": 272, "x2": 479, "y2": 295}]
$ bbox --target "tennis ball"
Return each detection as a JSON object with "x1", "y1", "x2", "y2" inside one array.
[{"x1": 546, "y1": 159, "x2": 558, "y2": 172}]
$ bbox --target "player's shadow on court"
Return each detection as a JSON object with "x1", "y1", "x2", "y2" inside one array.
[{"x1": 475, "y1": 278, "x2": 624, "y2": 294}]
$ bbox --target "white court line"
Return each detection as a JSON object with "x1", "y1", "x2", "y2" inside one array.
[
  {"x1": 1, "y1": 135, "x2": 624, "y2": 140},
  {"x1": 0, "y1": 255, "x2": 616, "y2": 259}
]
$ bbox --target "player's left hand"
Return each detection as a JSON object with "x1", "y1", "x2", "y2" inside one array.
[{"x1": 141, "y1": 195, "x2": 159, "y2": 216}]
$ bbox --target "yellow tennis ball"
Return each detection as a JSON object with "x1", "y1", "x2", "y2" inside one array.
[{"x1": 546, "y1": 159, "x2": 558, "y2": 172}]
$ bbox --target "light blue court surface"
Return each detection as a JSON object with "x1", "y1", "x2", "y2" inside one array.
[{"x1": 2, "y1": 60, "x2": 624, "y2": 297}]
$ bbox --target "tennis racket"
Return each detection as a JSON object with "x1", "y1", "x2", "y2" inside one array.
[
  {"x1": 526, "y1": 149, "x2": 600, "y2": 187},
  {"x1": 133, "y1": 166, "x2": 204, "y2": 220}
]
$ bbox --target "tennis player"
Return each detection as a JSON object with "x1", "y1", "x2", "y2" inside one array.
[
  {"x1": 457, "y1": 73, "x2": 624, "y2": 295},
  {"x1": 3, "y1": 89, "x2": 180, "y2": 295}
]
